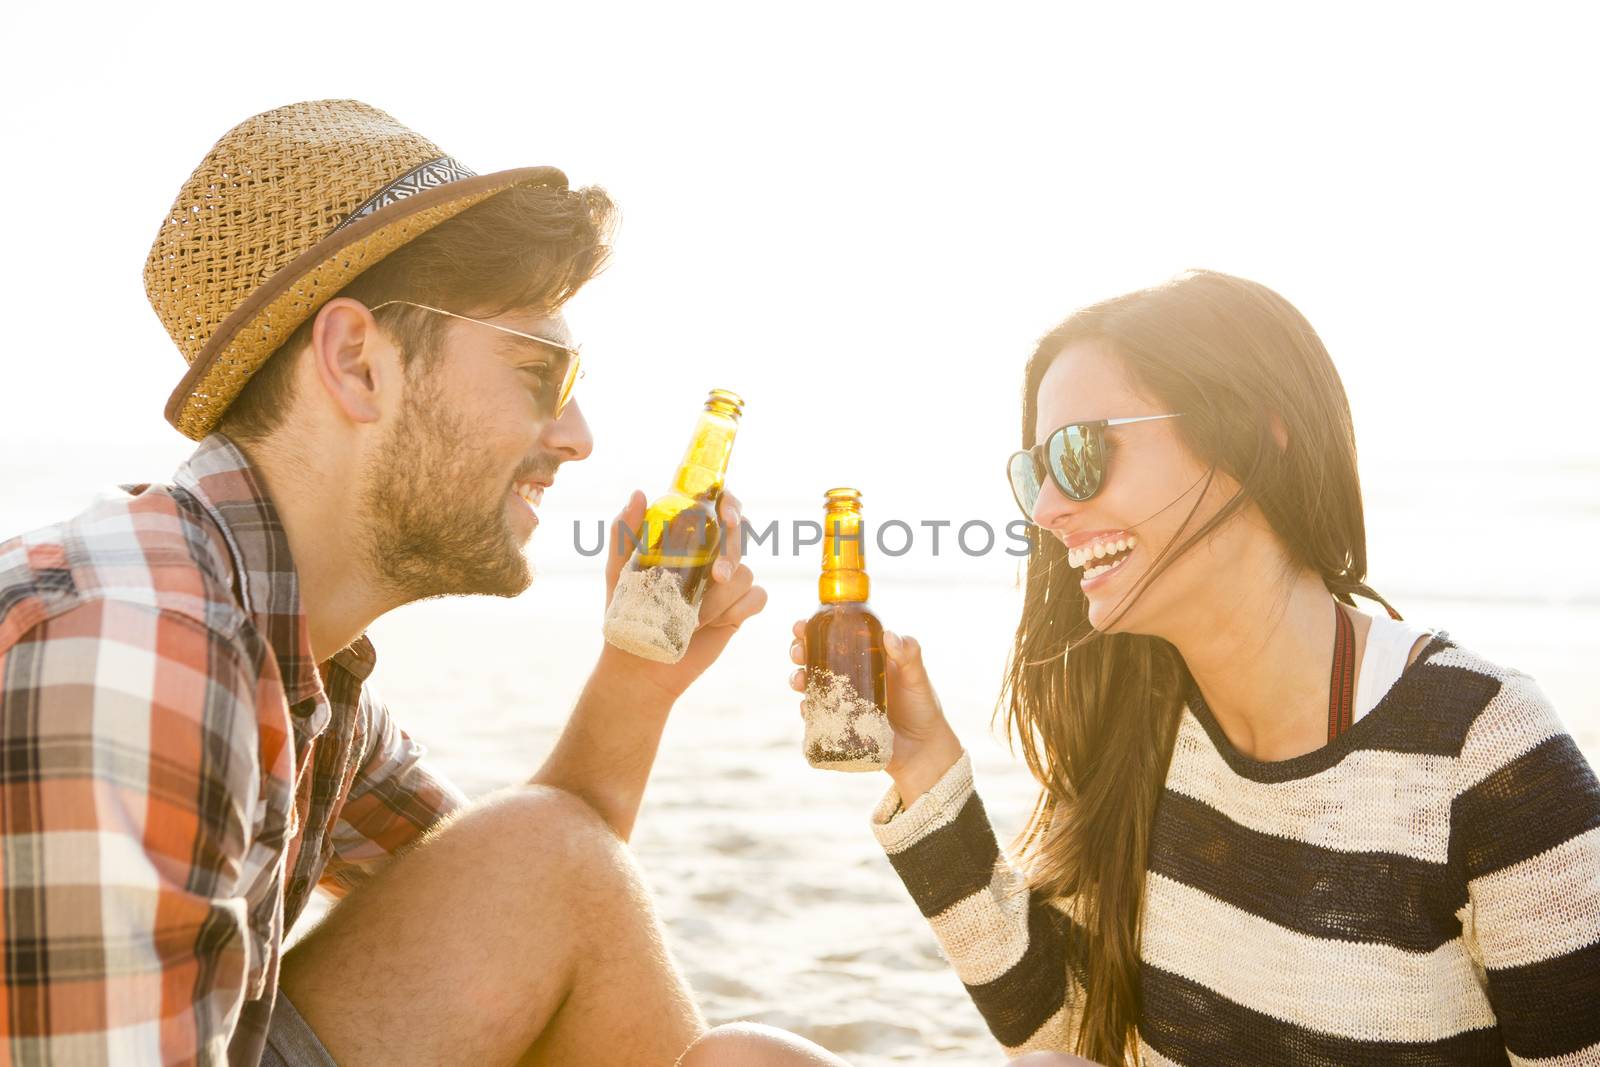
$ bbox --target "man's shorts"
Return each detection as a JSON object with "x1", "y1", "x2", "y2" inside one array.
[{"x1": 260, "y1": 989, "x2": 339, "y2": 1067}]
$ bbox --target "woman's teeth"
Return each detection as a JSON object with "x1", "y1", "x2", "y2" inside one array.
[
  {"x1": 1068, "y1": 534, "x2": 1136, "y2": 572},
  {"x1": 1082, "y1": 555, "x2": 1128, "y2": 581}
]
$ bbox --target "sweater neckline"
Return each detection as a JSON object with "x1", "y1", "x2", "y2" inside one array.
[{"x1": 1182, "y1": 631, "x2": 1454, "y2": 784}]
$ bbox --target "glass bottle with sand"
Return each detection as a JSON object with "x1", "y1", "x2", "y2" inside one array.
[
  {"x1": 802, "y1": 488, "x2": 893, "y2": 771},
  {"x1": 602, "y1": 389, "x2": 744, "y2": 664}
]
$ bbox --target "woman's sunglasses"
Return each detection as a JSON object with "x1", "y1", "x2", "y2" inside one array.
[{"x1": 1007, "y1": 413, "x2": 1183, "y2": 521}]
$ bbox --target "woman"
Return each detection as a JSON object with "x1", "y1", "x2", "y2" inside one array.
[{"x1": 789, "y1": 271, "x2": 1600, "y2": 1066}]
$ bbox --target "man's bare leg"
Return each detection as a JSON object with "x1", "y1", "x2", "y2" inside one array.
[
  {"x1": 280, "y1": 785, "x2": 704, "y2": 1066},
  {"x1": 677, "y1": 1023, "x2": 851, "y2": 1066}
]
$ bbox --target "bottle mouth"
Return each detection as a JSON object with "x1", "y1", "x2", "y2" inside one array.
[
  {"x1": 823, "y1": 487, "x2": 862, "y2": 503},
  {"x1": 705, "y1": 388, "x2": 745, "y2": 417}
]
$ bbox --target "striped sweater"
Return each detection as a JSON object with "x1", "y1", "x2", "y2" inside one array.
[{"x1": 871, "y1": 635, "x2": 1600, "y2": 1065}]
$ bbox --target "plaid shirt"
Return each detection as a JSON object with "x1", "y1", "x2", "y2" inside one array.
[{"x1": 0, "y1": 435, "x2": 466, "y2": 1065}]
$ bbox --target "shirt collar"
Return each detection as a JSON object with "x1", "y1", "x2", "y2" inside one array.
[{"x1": 170, "y1": 434, "x2": 376, "y2": 717}]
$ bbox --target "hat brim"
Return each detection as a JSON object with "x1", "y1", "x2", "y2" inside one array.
[{"x1": 164, "y1": 164, "x2": 568, "y2": 440}]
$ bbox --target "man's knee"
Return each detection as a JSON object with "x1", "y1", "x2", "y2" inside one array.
[
  {"x1": 463, "y1": 784, "x2": 617, "y2": 848},
  {"x1": 429, "y1": 785, "x2": 639, "y2": 900},
  {"x1": 677, "y1": 1023, "x2": 850, "y2": 1066}
]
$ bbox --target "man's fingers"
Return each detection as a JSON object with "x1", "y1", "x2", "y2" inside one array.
[
  {"x1": 717, "y1": 491, "x2": 744, "y2": 572},
  {"x1": 605, "y1": 490, "x2": 648, "y2": 593},
  {"x1": 703, "y1": 581, "x2": 767, "y2": 632},
  {"x1": 699, "y1": 563, "x2": 755, "y2": 624}
]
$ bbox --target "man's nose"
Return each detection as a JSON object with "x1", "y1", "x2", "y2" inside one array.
[{"x1": 542, "y1": 398, "x2": 594, "y2": 461}]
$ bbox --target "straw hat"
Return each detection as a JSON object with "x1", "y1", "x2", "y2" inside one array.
[{"x1": 145, "y1": 99, "x2": 568, "y2": 440}]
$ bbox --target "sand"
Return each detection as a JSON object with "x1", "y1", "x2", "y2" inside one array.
[
  {"x1": 803, "y1": 668, "x2": 894, "y2": 771},
  {"x1": 603, "y1": 564, "x2": 702, "y2": 663}
]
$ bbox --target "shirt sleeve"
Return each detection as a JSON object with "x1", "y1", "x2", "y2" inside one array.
[
  {"x1": 1452, "y1": 670, "x2": 1600, "y2": 1065},
  {"x1": 0, "y1": 599, "x2": 262, "y2": 1065},
  {"x1": 871, "y1": 752, "x2": 1088, "y2": 1056},
  {"x1": 319, "y1": 690, "x2": 467, "y2": 896}
]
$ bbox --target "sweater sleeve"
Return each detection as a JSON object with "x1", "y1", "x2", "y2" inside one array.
[
  {"x1": 1451, "y1": 670, "x2": 1600, "y2": 1065},
  {"x1": 871, "y1": 752, "x2": 1088, "y2": 1056}
]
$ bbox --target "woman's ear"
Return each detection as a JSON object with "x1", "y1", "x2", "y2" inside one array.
[{"x1": 1269, "y1": 412, "x2": 1289, "y2": 452}]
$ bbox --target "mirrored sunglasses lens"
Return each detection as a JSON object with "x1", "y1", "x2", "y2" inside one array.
[
  {"x1": 1048, "y1": 425, "x2": 1104, "y2": 500},
  {"x1": 1008, "y1": 452, "x2": 1041, "y2": 518}
]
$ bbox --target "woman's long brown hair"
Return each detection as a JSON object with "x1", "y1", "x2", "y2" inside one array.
[{"x1": 998, "y1": 270, "x2": 1396, "y2": 1064}]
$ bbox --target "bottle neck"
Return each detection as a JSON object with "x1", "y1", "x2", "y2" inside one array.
[
  {"x1": 819, "y1": 505, "x2": 869, "y2": 603},
  {"x1": 672, "y1": 407, "x2": 740, "y2": 499}
]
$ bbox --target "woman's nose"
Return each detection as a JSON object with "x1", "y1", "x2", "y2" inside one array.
[{"x1": 1030, "y1": 472, "x2": 1077, "y2": 531}]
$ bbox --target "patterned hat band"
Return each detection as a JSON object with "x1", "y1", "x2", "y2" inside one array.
[{"x1": 332, "y1": 156, "x2": 478, "y2": 234}]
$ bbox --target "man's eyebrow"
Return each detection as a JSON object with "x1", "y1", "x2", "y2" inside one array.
[{"x1": 497, "y1": 334, "x2": 568, "y2": 360}]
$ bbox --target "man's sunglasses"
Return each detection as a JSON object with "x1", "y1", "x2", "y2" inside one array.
[
  {"x1": 369, "y1": 299, "x2": 584, "y2": 418},
  {"x1": 1007, "y1": 413, "x2": 1183, "y2": 521}
]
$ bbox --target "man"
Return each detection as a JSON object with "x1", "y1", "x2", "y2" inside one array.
[{"x1": 0, "y1": 100, "x2": 845, "y2": 1067}]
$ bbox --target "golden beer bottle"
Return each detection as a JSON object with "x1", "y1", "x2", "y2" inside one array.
[
  {"x1": 802, "y1": 488, "x2": 892, "y2": 771},
  {"x1": 602, "y1": 388, "x2": 744, "y2": 664}
]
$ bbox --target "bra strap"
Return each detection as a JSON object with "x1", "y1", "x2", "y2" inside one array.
[{"x1": 1327, "y1": 603, "x2": 1358, "y2": 741}]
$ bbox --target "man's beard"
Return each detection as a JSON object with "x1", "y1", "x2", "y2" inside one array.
[{"x1": 360, "y1": 374, "x2": 535, "y2": 603}]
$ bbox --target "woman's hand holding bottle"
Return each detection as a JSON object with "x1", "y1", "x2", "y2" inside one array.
[{"x1": 790, "y1": 622, "x2": 965, "y2": 806}]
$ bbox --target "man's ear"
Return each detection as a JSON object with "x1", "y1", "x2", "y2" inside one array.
[{"x1": 306, "y1": 298, "x2": 393, "y2": 425}]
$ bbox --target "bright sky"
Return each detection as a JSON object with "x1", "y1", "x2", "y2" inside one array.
[{"x1": 2, "y1": 2, "x2": 1596, "y2": 588}]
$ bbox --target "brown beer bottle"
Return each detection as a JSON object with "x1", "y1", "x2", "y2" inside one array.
[
  {"x1": 803, "y1": 488, "x2": 892, "y2": 771},
  {"x1": 603, "y1": 389, "x2": 744, "y2": 664}
]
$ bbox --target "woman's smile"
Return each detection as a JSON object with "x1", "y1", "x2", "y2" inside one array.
[{"x1": 1065, "y1": 530, "x2": 1139, "y2": 589}]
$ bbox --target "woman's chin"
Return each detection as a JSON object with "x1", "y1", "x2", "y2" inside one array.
[{"x1": 1083, "y1": 590, "x2": 1146, "y2": 636}]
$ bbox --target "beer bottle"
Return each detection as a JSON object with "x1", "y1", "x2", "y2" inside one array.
[
  {"x1": 603, "y1": 388, "x2": 744, "y2": 664},
  {"x1": 803, "y1": 488, "x2": 892, "y2": 771}
]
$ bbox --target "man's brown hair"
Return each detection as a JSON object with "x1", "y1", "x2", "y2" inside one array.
[{"x1": 218, "y1": 181, "x2": 616, "y2": 443}]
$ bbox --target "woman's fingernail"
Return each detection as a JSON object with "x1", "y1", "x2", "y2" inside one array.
[{"x1": 884, "y1": 631, "x2": 902, "y2": 653}]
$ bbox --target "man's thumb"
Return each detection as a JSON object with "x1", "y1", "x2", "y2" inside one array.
[{"x1": 610, "y1": 491, "x2": 646, "y2": 540}]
